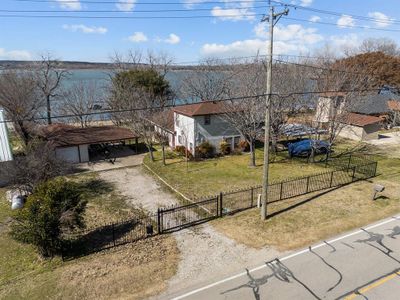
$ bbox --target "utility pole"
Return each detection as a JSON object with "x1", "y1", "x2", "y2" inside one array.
[{"x1": 261, "y1": 1, "x2": 289, "y2": 220}]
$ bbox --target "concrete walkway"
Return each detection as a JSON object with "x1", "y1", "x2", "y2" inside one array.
[{"x1": 76, "y1": 153, "x2": 146, "y2": 172}]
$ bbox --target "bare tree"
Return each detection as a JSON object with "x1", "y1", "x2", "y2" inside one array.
[
  {"x1": 35, "y1": 53, "x2": 69, "y2": 124},
  {"x1": 0, "y1": 70, "x2": 42, "y2": 146},
  {"x1": 312, "y1": 60, "x2": 373, "y2": 156},
  {"x1": 152, "y1": 108, "x2": 173, "y2": 166},
  {"x1": 270, "y1": 61, "x2": 313, "y2": 153},
  {"x1": 358, "y1": 37, "x2": 399, "y2": 56},
  {"x1": 0, "y1": 139, "x2": 70, "y2": 193},
  {"x1": 180, "y1": 58, "x2": 235, "y2": 103},
  {"x1": 60, "y1": 82, "x2": 101, "y2": 127},
  {"x1": 221, "y1": 59, "x2": 265, "y2": 166}
]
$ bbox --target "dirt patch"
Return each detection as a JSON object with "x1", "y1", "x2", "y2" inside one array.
[
  {"x1": 59, "y1": 235, "x2": 179, "y2": 300},
  {"x1": 98, "y1": 167, "x2": 177, "y2": 211},
  {"x1": 160, "y1": 224, "x2": 282, "y2": 297}
]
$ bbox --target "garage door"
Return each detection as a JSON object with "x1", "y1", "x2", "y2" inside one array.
[{"x1": 56, "y1": 147, "x2": 80, "y2": 163}]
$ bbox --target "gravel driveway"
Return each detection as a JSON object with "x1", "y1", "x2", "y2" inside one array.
[
  {"x1": 98, "y1": 163, "x2": 282, "y2": 298},
  {"x1": 98, "y1": 166, "x2": 177, "y2": 212}
]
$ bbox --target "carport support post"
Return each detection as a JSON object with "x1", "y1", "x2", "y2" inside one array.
[{"x1": 135, "y1": 137, "x2": 139, "y2": 154}]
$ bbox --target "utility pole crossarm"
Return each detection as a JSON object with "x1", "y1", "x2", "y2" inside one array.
[{"x1": 260, "y1": 2, "x2": 289, "y2": 221}]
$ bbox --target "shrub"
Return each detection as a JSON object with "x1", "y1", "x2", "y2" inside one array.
[
  {"x1": 174, "y1": 145, "x2": 193, "y2": 160},
  {"x1": 220, "y1": 140, "x2": 231, "y2": 155},
  {"x1": 10, "y1": 178, "x2": 87, "y2": 258},
  {"x1": 238, "y1": 140, "x2": 250, "y2": 152},
  {"x1": 196, "y1": 141, "x2": 215, "y2": 159},
  {"x1": 165, "y1": 150, "x2": 179, "y2": 159}
]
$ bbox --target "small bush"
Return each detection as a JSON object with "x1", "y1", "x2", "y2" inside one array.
[
  {"x1": 232, "y1": 148, "x2": 243, "y2": 155},
  {"x1": 174, "y1": 145, "x2": 193, "y2": 160},
  {"x1": 238, "y1": 140, "x2": 250, "y2": 152},
  {"x1": 10, "y1": 178, "x2": 87, "y2": 258},
  {"x1": 220, "y1": 140, "x2": 231, "y2": 155},
  {"x1": 165, "y1": 150, "x2": 179, "y2": 159},
  {"x1": 196, "y1": 141, "x2": 215, "y2": 159}
]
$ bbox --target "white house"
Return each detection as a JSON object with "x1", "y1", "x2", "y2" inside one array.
[{"x1": 172, "y1": 102, "x2": 243, "y2": 154}]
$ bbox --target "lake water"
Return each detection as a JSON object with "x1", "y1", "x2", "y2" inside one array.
[{"x1": 50, "y1": 69, "x2": 192, "y2": 122}]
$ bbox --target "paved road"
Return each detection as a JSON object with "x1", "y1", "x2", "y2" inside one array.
[{"x1": 170, "y1": 215, "x2": 400, "y2": 300}]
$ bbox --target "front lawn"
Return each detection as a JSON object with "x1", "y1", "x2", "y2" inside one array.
[
  {"x1": 144, "y1": 148, "x2": 329, "y2": 198},
  {"x1": 212, "y1": 141, "x2": 400, "y2": 251},
  {"x1": 0, "y1": 173, "x2": 179, "y2": 300}
]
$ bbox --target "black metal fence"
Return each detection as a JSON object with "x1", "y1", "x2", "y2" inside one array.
[{"x1": 63, "y1": 155, "x2": 377, "y2": 258}]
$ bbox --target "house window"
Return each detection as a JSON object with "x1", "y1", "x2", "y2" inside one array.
[
  {"x1": 189, "y1": 142, "x2": 193, "y2": 150},
  {"x1": 178, "y1": 135, "x2": 182, "y2": 144},
  {"x1": 204, "y1": 115, "x2": 211, "y2": 125},
  {"x1": 175, "y1": 117, "x2": 180, "y2": 127}
]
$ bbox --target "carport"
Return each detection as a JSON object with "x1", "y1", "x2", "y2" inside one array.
[{"x1": 38, "y1": 124, "x2": 139, "y2": 163}]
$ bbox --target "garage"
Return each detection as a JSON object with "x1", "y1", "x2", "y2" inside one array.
[{"x1": 37, "y1": 124, "x2": 138, "y2": 163}]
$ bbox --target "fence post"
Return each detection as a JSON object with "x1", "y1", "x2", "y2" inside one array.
[
  {"x1": 351, "y1": 166, "x2": 356, "y2": 182},
  {"x1": 329, "y1": 170, "x2": 334, "y2": 188},
  {"x1": 279, "y1": 182, "x2": 284, "y2": 200},
  {"x1": 112, "y1": 223, "x2": 116, "y2": 247},
  {"x1": 347, "y1": 154, "x2": 352, "y2": 170},
  {"x1": 219, "y1": 192, "x2": 223, "y2": 217},
  {"x1": 306, "y1": 176, "x2": 310, "y2": 193},
  {"x1": 157, "y1": 208, "x2": 162, "y2": 234},
  {"x1": 373, "y1": 162, "x2": 378, "y2": 177},
  {"x1": 250, "y1": 187, "x2": 254, "y2": 207}
]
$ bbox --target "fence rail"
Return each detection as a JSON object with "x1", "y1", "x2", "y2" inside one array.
[{"x1": 62, "y1": 155, "x2": 377, "y2": 258}]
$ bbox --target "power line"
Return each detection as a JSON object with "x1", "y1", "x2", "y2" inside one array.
[
  {"x1": 282, "y1": 16, "x2": 400, "y2": 33},
  {"x1": 0, "y1": 13, "x2": 264, "y2": 19},
  {"x1": 12, "y1": 0, "x2": 267, "y2": 5},
  {"x1": 0, "y1": 88, "x2": 390, "y2": 124},
  {"x1": 0, "y1": 6, "x2": 269, "y2": 13},
  {"x1": 271, "y1": 0, "x2": 400, "y2": 26}
]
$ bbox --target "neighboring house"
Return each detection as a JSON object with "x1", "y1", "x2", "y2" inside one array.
[
  {"x1": 0, "y1": 109, "x2": 13, "y2": 162},
  {"x1": 37, "y1": 124, "x2": 138, "y2": 163},
  {"x1": 388, "y1": 100, "x2": 400, "y2": 126},
  {"x1": 313, "y1": 92, "x2": 346, "y2": 125},
  {"x1": 172, "y1": 102, "x2": 243, "y2": 154},
  {"x1": 337, "y1": 113, "x2": 382, "y2": 141},
  {"x1": 350, "y1": 87, "x2": 400, "y2": 118}
]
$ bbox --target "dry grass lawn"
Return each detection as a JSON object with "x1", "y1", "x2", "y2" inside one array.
[
  {"x1": 212, "y1": 153, "x2": 400, "y2": 252},
  {"x1": 0, "y1": 172, "x2": 180, "y2": 300}
]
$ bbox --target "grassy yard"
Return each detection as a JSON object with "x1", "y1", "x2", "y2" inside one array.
[
  {"x1": 144, "y1": 147, "x2": 330, "y2": 198},
  {"x1": 0, "y1": 173, "x2": 179, "y2": 300},
  {"x1": 212, "y1": 139, "x2": 400, "y2": 251}
]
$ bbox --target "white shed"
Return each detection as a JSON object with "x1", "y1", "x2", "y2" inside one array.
[
  {"x1": 0, "y1": 109, "x2": 13, "y2": 162},
  {"x1": 338, "y1": 113, "x2": 382, "y2": 141}
]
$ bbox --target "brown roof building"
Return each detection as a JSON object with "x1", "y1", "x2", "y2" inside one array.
[
  {"x1": 37, "y1": 124, "x2": 138, "y2": 163},
  {"x1": 172, "y1": 101, "x2": 227, "y2": 117}
]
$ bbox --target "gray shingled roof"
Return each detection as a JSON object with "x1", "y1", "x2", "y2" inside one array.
[{"x1": 351, "y1": 90, "x2": 400, "y2": 115}]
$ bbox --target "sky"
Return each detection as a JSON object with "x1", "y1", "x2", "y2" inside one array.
[{"x1": 1, "y1": 0, "x2": 400, "y2": 63}]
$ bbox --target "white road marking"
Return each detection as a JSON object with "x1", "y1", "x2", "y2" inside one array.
[{"x1": 172, "y1": 215, "x2": 400, "y2": 300}]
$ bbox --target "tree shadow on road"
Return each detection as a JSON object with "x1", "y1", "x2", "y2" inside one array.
[{"x1": 220, "y1": 259, "x2": 321, "y2": 300}]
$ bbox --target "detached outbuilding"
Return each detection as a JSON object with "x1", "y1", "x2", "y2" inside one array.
[
  {"x1": 338, "y1": 113, "x2": 382, "y2": 141},
  {"x1": 37, "y1": 124, "x2": 138, "y2": 163}
]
